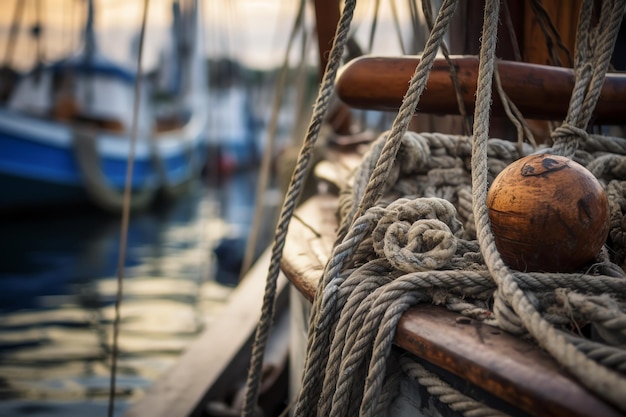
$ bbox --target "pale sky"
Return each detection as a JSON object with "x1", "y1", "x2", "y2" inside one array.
[{"x1": 0, "y1": 0, "x2": 414, "y2": 71}]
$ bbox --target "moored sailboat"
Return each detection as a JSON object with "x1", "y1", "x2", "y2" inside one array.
[{"x1": 0, "y1": 0, "x2": 209, "y2": 212}]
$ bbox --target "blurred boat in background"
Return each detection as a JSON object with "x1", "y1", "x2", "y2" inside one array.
[
  {"x1": 0, "y1": 0, "x2": 209, "y2": 212},
  {"x1": 205, "y1": 64, "x2": 261, "y2": 176}
]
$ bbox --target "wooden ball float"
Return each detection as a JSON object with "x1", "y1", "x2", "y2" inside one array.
[{"x1": 487, "y1": 154, "x2": 609, "y2": 272}]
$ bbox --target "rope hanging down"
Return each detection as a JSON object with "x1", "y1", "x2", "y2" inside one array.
[
  {"x1": 244, "y1": 0, "x2": 626, "y2": 416},
  {"x1": 473, "y1": 0, "x2": 626, "y2": 411},
  {"x1": 293, "y1": 2, "x2": 460, "y2": 416},
  {"x1": 240, "y1": 1, "x2": 358, "y2": 416}
]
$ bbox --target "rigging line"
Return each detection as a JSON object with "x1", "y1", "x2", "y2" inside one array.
[
  {"x1": 33, "y1": 0, "x2": 44, "y2": 66},
  {"x1": 70, "y1": 0, "x2": 78, "y2": 52},
  {"x1": 280, "y1": 25, "x2": 318, "y2": 172},
  {"x1": 291, "y1": 26, "x2": 317, "y2": 140},
  {"x1": 61, "y1": 0, "x2": 69, "y2": 56},
  {"x1": 367, "y1": 0, "x2": 381, "y2": 53},
  {"x1": 239, "y1": 0, "x2": 307, "y2": 279},
  {"x1": 389, "y1": 0, "x2": 407, "y2": 55},
  {"x1": 530, "y1": 0, "x2": 574, "y2": 67},
  {"x1": 270, "y1": 0, "x2": 301, "y2": 71},
  {"x1": 220, "y1": 0, "x2": 235, "y2": 71},
  {"x1": 422, "y1": 0, "x2": 472, "y2": 135},
  {"x1": 407, "y1": 0, "x2": 421, "y2": 54},
  {"x1": 106, "y1": 0, "x2": 150, "y2": 416},
  {"x1": 241, "y1": 1, "x2": 357, "y2": 414},
  {"x1": 501, "y1": 0, "x2": 522, "y2": 62}
]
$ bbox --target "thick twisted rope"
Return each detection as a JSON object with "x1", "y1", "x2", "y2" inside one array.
[
  {"x1": 292, "y1": 3, "x2": 461, "y2": 417},
  {"x1": 400, "y1": 356, "x2": 509, "y2": 417},
  {"x1": 325, "y1": 124, "x2": 626, "y2": 414},
  {"x1": 421, "y1": 0, "x2": 472, "y2": 135},
  {"x1": 295, "y1": 6, "x2": 456, "y2": 416},
  {"x1": 308, "y1": 0, "x2": 626, "y2": 414},
  {"x1": 336, "y1": 0, "x2": 460, "y2": 243},
  {"x1": 240, "y1": 1, "x2": 357, "y2": 415},
  {"x1": 551, "y1": 0, "x2": 626, "y2": 157},
  {"x1": 326, "y1": 120, "x2": 626, "y2": 415},
  {"x1": 295, "y1": 127, "x2": 626, "y2": 415}
]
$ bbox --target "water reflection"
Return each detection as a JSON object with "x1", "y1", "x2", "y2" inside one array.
[{"x1": 0, "y1": 173, "x2": 261, "y2": 416}]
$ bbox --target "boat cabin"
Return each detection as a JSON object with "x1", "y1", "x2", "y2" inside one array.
[{"x1": 7, "y1": 54, "x2": 151, "y2": 134}]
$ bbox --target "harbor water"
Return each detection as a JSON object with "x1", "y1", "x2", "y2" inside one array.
[{"x1": 0, "y1": 171, "x2": 268, "y2": 417}]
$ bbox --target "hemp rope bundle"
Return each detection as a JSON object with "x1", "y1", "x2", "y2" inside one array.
[{"x1": 242, "y1": 0, "x2": 626, "y2": 416}]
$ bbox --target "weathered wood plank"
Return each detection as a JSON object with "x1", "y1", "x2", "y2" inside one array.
[
  {"x1": 281, "y1": 193, "x2": 623, "y2": 417},
  {"x1": 124, "y1": 249, "x2": 289, "y2": 417},
  {"x1": 396, "y1": 306, "x2": 621, "y2": 417},
  {"x1": 281, "y1": 193, "x2": 336, "y2": 302}
]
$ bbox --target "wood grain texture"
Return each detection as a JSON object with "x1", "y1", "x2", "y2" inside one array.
[
  {"x1": 395, "y1": 305, "x2": 621, "y2": 417},
  {"x1": 335, "y1": 55, "x2": 626, "y2": 123},
  {"x1": 487, "y1": 154, "x2": 610, "y2": 272},
  {"x1": 124, "y1": 250, "x2": 289, "y2": 417}
]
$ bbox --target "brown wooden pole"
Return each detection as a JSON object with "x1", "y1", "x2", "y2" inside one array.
[
  {"x1": 313, "y1": 0, "x2": 354, "y2": 135},
  {"x1": 336, "y1": 55, "x2": 626, "y2": 125},
  {"x1": 3, "y1": 0, "x2": 25, "y2": 67},
  {"x1": 313, "y1": 0, "x2": 341, "y2": 80}
]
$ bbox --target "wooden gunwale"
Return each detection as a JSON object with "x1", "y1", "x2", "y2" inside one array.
[{"x1": 124, "y1": 250, "x2": 290, "y2": 417}]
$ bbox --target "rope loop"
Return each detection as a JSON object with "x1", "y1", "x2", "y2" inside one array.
[
  {"x1": 369, "y1": 198, "x2": 463, "y2": 272},
  {"x1": 550, "y1": 122, "x2": 590, "y2": 156},
  {"x1": 376, "y1": 217, "x2": 457, "y2": 272}
]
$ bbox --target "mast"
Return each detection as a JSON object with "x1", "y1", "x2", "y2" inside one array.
[
  {"x1": 82, "y1": 0, "x2": 97, "y2": 108},
  {"x1": 312, "y1": 0, "x2": 354, "y2": 135},
  {"x1": 84, "y1": 0, "x2": 97, "y2": 60},
  {"x1": 3, "y1": 0, "x2": 25, "y2": 69},
  {"x1": 0, "y1": 0, "x2": 25, "y2": 102}
]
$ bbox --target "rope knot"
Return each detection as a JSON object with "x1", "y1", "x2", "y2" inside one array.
[
  {"x1": 550, "y1": 123, "x2": 590, "y2": 156},
  {"x1": 372, "y1": 198, "x2": 462, "y2": 272}
]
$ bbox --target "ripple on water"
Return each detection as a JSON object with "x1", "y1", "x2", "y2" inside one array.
[{"x1": 0, "y1": 177, "x2": 265, "y2": 417}]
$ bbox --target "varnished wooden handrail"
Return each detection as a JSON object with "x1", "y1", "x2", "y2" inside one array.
[{"x1": 336, "y1": 55, "x2": 626, "y2": 124}]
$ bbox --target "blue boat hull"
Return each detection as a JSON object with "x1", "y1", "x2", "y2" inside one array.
[{"x1": 0, "y1": 108, "x2": 208, "y2": 211}]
